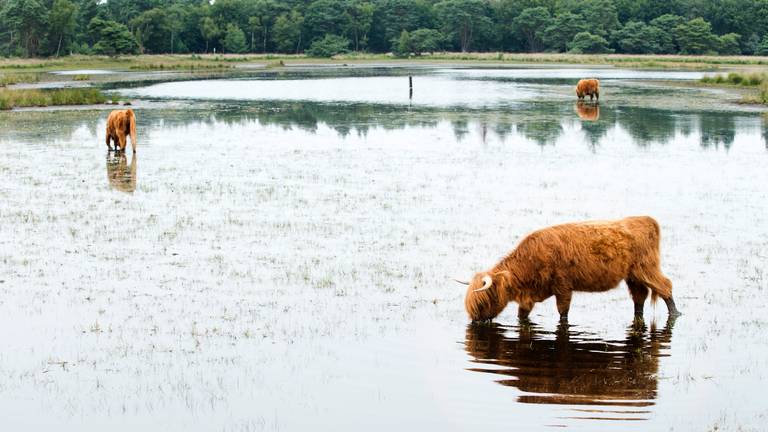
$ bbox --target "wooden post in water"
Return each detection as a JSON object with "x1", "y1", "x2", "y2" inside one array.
[{"x1": 409, "y1": 76, "x2": 413, "y2": 99}]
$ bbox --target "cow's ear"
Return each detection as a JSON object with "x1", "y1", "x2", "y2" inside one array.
[{"x1": 492, "y1": 270, "x2": 512, "y2": 286}]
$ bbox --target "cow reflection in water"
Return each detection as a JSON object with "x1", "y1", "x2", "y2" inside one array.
[
  {"x1": 106, "y1": 151, "x2": 137, "y2": 193},
  {"x1": 465, "y1": 320, "x2": 674, "y2": 416},
  {"x1": 575, "y1": 101, "x2": 600, "y2": 121}
]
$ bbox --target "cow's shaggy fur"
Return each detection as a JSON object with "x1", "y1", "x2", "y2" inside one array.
[
  {"x1": 576, "y1": 78, "x2": 600, "y2": 101},
  {"x1": 106, "y1": 109, "x2": 137, "y2": 153},
  {"x1": 464, "y1": 216, "x2": 680, "y2": 322}
]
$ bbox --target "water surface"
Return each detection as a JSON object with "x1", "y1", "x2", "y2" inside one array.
[{"x1": 1, "y1": 67, "x2": 767, "y2": 431}]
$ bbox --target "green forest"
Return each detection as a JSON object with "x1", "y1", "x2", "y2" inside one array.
[{"x1": 3, "y1": 0, "x2": 768, "y2": 57}]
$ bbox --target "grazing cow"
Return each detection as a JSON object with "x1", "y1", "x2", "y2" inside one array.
[
  {"x1": 575, "y1": 101, "x2": 599, "y2": 121},
  {"x1": 460, "y1": 216, "x2": 680, "y2": 322},
  {"x1": 576, "y1": 78, "x2": 600, "y2": 101},
  {"x1": 106, "y1": 108, "x2": 137, "y2": 153}
]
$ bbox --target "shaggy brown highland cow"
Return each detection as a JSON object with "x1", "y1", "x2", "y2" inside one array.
[
  {"x1": 461, "y1": 216, "x2": 680, "y2": 322},
  {"x1": 106, "y1": 109, "x2": 137, "y2": 153},
  {"x1": 576, "y1": 78, "x2": 600, "y2": 101}
]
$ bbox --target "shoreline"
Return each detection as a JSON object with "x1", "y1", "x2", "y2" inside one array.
[
  {"x1": 4, "y1": 53, "x2": 768, "y2": 73},
  {"x1": 2, "y1": 59, "x2": 766, "y2": 111}
]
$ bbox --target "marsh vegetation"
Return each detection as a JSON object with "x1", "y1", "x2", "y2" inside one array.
[{"x1": 0, "y1": 87, "x2": 107, "y2": 110}]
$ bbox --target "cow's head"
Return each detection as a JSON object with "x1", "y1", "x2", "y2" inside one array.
[{"x1": 460, "y1": 272, "x2": 510, "y2": 322}]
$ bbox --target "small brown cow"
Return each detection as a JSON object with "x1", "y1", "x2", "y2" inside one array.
[
  {"x1": 106, "y1": 108, "x2": 137, "y2": 153},
  {"x1": 576, "y1": 78, "x2": 600, "y2": 101},
  {"x1": 461, "y1": 216, "x2": 680, "y2": 322}
]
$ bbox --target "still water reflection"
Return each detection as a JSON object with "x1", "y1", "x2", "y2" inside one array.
[
  {"x1": 465, "y1": 320, "x2": 675, "y2": 420},
  {"x1": 575, "y1": 101, "x2": 600, "y2": 121},
  {"x1": 0, "y1": 101, "x2": 763, "y2": 151},
  {"x1": 106, "y1": 151, "x2": 136, "y2": 193}
]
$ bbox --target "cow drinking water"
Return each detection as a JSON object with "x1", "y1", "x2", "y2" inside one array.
[
  {"x1": 576, "y1": 78, "x2": 600, "y2": 102},
  {"x1": 460, "y1": 216, "x2": 680, "y2": 323}
]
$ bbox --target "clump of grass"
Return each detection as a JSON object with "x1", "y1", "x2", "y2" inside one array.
[
  {"x1": 129, "y1": 62, "x2": 233, "y2": 70},
  {"x1": 701, "y1": 72, "x2": 766, "y2": 86},
  {"x1": 72, "y1": 74, "x2": 90, "y2": 81},
  {"x1": 758, "y1": 82, "x2": 768, "y2": 104},
  {"x1": 0, "y1": 72, "x2": 40, "y2": 86},
  {"x1": 265, "y1": 60, "x2": 286, "y2": 69},
  {"x1": 0, "y1": 88, "x2": 107, "y2": 110}
]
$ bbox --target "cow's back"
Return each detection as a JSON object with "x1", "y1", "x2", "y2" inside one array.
[{"x1": 513, "y1": 217, "x2": 655, "y2": 293}]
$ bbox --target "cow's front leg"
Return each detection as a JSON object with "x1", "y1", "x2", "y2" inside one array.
[
  {"x1": 117, "y1": 131, "x2": 127, "y2": 151},
  {"x1": 518, "y1": 298, "x2": 534, "y2": 322},
  {"x1": 555, "y1": 292, "x2": 572, "y2": 322}
]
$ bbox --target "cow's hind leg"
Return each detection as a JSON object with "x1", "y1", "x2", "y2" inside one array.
[
  {"x1": 631, "y1": 267, "x2": 681, "y2": 317},
  {"x1": 627, "y1": 279, "x2": 649, "y2": 320}
]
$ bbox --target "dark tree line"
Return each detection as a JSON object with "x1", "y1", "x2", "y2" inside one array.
[{"x1": 3, "y1": 0, "x2": 768, "y2": 57}]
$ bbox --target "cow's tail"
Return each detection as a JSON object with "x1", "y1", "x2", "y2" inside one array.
[
  {"x1": 127, "y1": 109, "x2": 137, "y2": 151},
  {"x1": 630, "y1": 216, "x2": 672, "y2": 305}
]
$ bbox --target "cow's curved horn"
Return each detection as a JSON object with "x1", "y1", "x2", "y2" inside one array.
[
  {"x1": 474, "y1": 275, "x2": 493, "y2": 292},
  {"x1": 452, "y1": 278, "x2": 470, "y2": 285}
]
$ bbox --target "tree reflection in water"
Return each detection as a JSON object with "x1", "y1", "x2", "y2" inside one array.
[{"x1": 0, "y1": 101, "x2": 761, "y2": 151}]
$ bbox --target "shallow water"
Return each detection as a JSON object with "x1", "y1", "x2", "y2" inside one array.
[
  {"x1": 119, "y1": 67, "x2": 711, "y2": 109},
  {"x1": 52, "y1": 69, "x2": 117, "y2": 75},
  {"x1": 1, "y1": 67, "x2": 767, "y2": 431}
]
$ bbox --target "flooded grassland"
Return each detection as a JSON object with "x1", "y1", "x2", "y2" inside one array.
[{"x1": 1, "y1": 67, "x2": 767, "y2": 431}]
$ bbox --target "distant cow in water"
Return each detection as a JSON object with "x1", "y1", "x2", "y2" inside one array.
[
  {"x1": 576, "y1": 78, "x2": 600, "y2": 101},
  {"x1": 575, "y1": 101, "x2": 599, "y2": 121},
  {"x1": 459, "y1": 216, "x2": 680, "y2": 323},
  {"x1": 106, "y1": 108, "x2": 137, "y2": 153}
]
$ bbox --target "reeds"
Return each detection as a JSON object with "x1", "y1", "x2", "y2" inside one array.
[
  {"x1": 700, "y1": 72, "x2": 765, "y2": 86},
  {"x1": 0, "y1": 88, "x2": 107, "y2": 110},
  {"x1": 0, "y1": 72, "x2": 40, "y2": 86}
]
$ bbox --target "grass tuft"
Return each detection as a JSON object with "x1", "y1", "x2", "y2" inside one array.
[
  {"x1": 701, "y1": 72, "x2": 766, "y2": 86},
  {"x1": 0, "y1": 88, "x2": 108, "y2": 110},
  {"x1": 758, "y1": 82, "x2": 768, "y2": 104},
  {"x1": 0, "y1": 72, "x2": 41, "y2": 86},
  {"x1": 129, "y1": 62, "x2": 233, "y2": 70}
]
